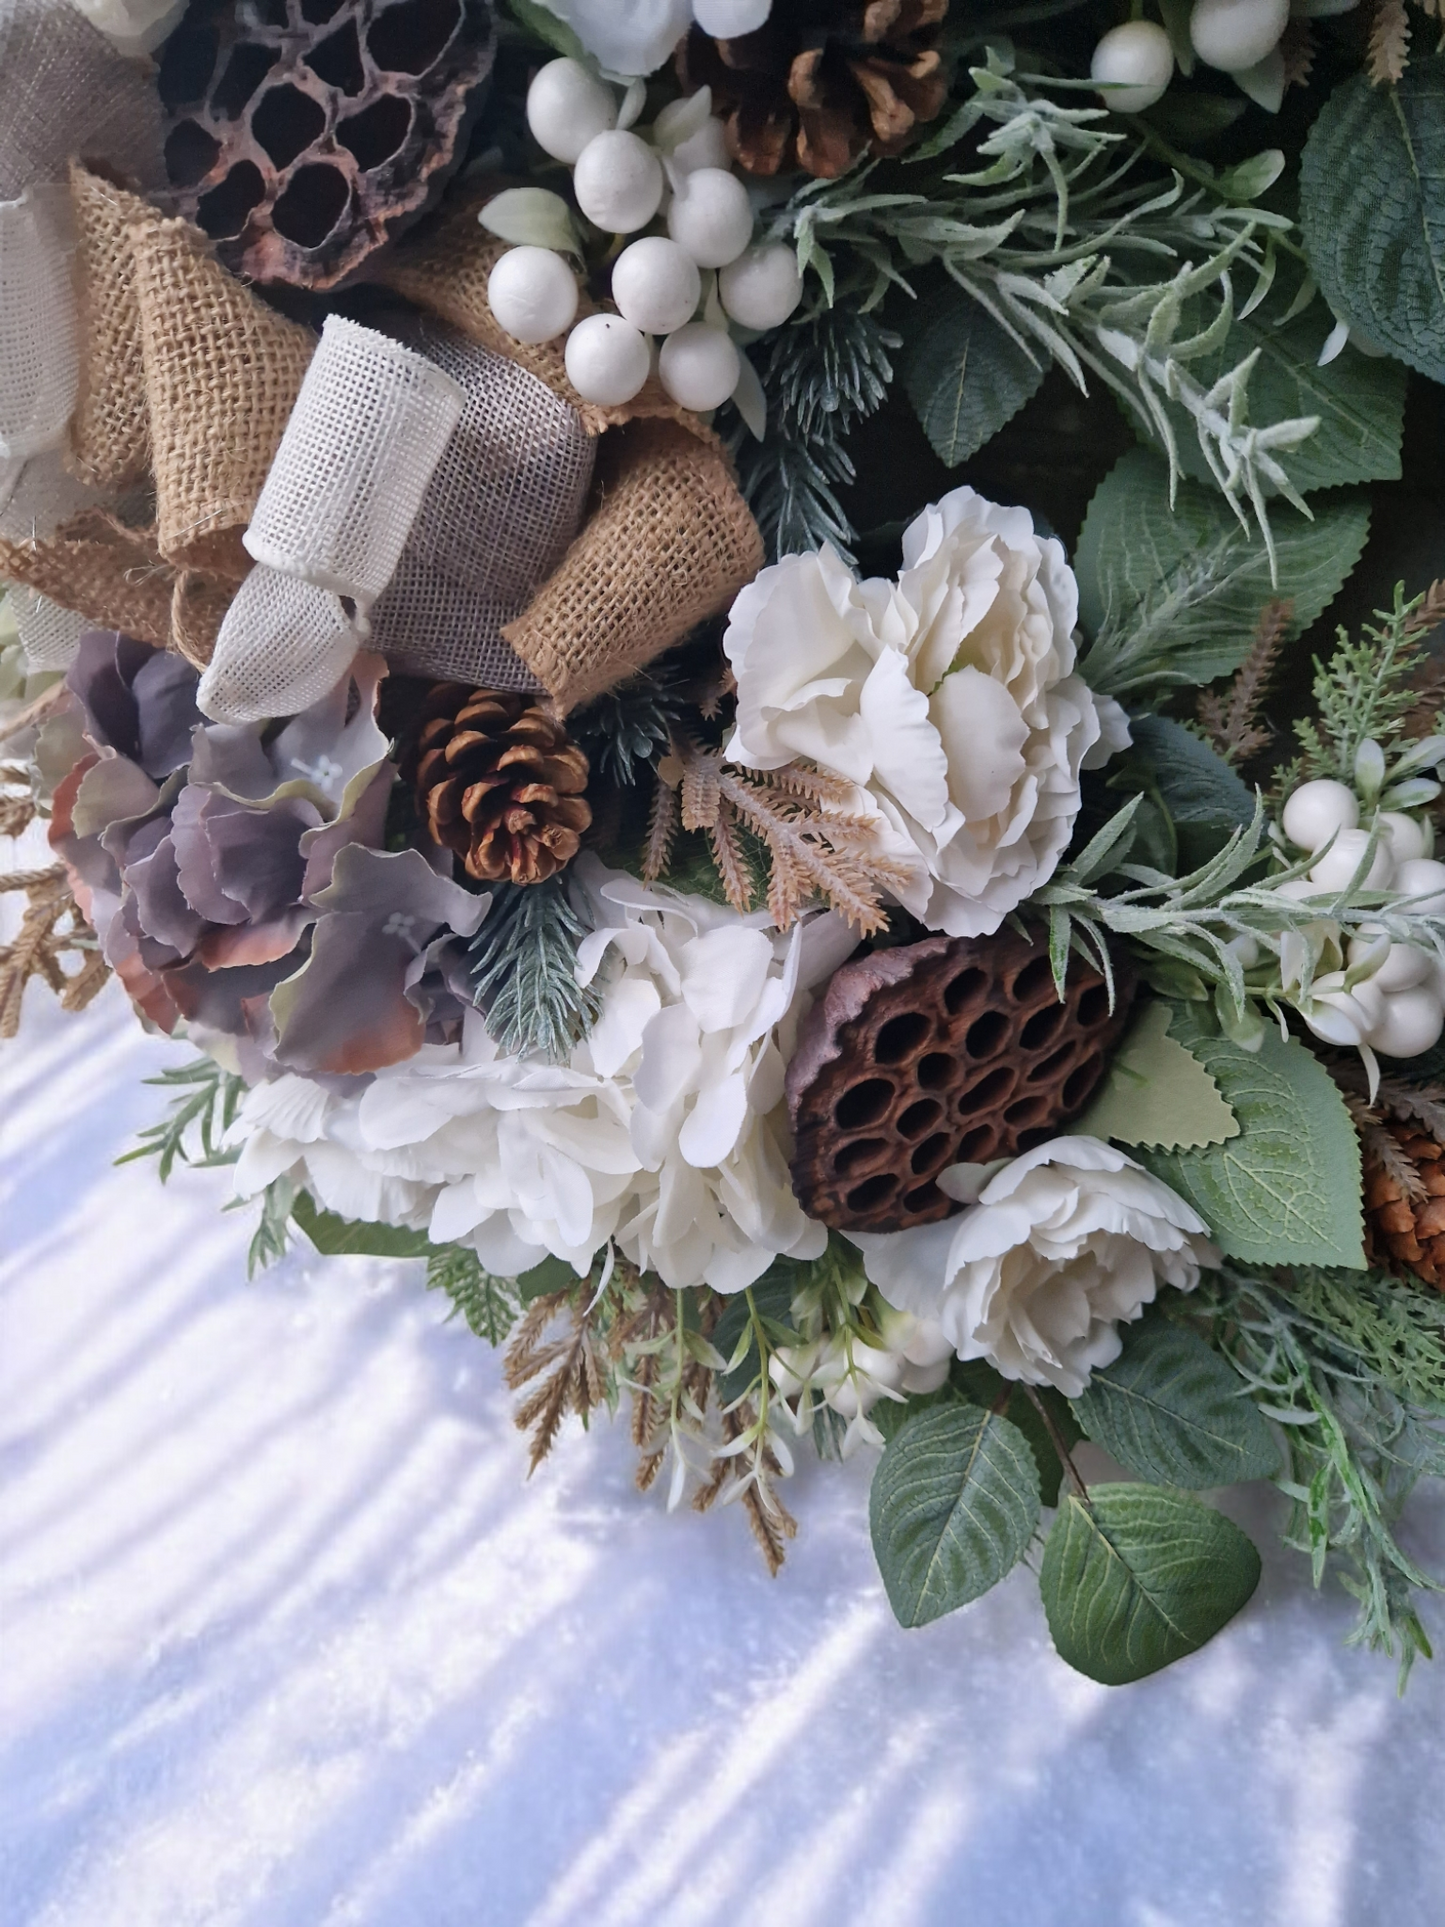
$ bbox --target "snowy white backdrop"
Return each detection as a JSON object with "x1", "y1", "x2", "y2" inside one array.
[{"x1": 3, "y1": 980, "x2": 1445, "y2": 1927}]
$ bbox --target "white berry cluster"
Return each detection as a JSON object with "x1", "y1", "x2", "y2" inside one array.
[
  {"x1": 485, "y1": 60, "x2": 803, "y2": 413},
  {"x1": 1279, "y1": 777, "x2": 1445, "y2": 1060},
  {"x1": 1088, "y1": 0, "x2": 1322, "y2": 119}
]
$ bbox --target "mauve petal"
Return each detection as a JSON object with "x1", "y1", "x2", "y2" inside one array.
[
  {"x1": 167, "y1": 954, "x2": 298, "y2": 1040},
  {"x1": 188, "y1": 722, "x2": 278, "y2": 799},
  {"x1": 198, "y1": 910, "x2": 312, "y2": 969},
  {"x1": 310, "y1": 844, "x2": 488, "y2": 942},
  {"x1": 132, "y1": 649, "x2": 202, "y2": 779},
  {"x1": 67, "y1": 630, "x2": 148, "y2": 761},
  {"x1": 270, "y1": 914, "x2": 427, "y2": 1076},
  {"x1": 299, "y1": 762, "x2": 393, "y2": 901},
  {"x1": 203, "y1": 793, "x2": 316, "y2": 922},
  {"x1": 171, "y1": 786, "x2": 245, "y2": 924},
  {"x1": 126, "y1": 829, "x2": 205, "y2": 956}
]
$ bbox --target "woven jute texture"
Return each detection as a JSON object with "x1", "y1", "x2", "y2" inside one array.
[
  {"x1": 370, "y1": 320, "x2": 593, "y2": 691},
  {"x1": 0, "y1": 509, "x2": 175, "y2": 646},
  {"x1": 0, "y1": 0, "x2": 165, "y2": 201},
  {"x1": 132, "y1": 211, "x2": 317, "y2": 582},
  {"x1": 66, "y1": 162, "x2": 151, "y2": 490},
  {"x1": 170, "y1": 569, "x2": 232, "y2": 670},
  {"x1": 380, "y1": 193, "x2": 721, "y2": 446},
  {"x1": 503, "y1": 419, "x2": 764, "y2": 713}
]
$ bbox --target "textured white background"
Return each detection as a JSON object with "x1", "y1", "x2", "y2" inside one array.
[{"x1": 3, "y1": 982, "x2": 1445, "y2": 1927}]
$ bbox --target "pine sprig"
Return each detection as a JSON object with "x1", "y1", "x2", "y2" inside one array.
[
  {"x1": 466, "y1": 877, "x2": 602, "y2": 1062},
  {"x1": 731, "y1": 308, "x2": 900, "y2": 566},
  {"x1": 426, "y1": 1244, "x2": 521, "y2": 1347},
  {"x1": 117, "y1": 1056, "x2": 246, "y2": 1181}
]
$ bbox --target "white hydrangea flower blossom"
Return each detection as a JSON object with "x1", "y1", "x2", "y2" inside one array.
[
  {"x1": 854, "y1": 1137, "x2": 1218, "y2": 1397},
  {"x1": 770, "y1": 1302, "x2": 954, "y2": 1457},
  {"x1": 724, "y1": 488, "x2": 1130, "y2": 939},
  {"x1": 231, "y1": 859, "x2": 856, "y2": 1293}
]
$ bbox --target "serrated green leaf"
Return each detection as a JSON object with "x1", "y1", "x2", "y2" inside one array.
[
  {"x1": 1071, "y1": 1317, "x2": 1279, "y2": 1486},
  {"x1": 939, "y1": 1361, "x2": 1083, "y2": 1507},
  {"x1": 1127, "y1": 714, "x2": 1256, "y2": 869},
  {"x1": 1136, "y1": 296, "x2": 1407, "y2": 495},
  {"x1": 1077, "y1": 450, "x2": 1369, "y2": 697},
  {"x1": 292, "y1": 1190, "x2": 433, "y2": 1258},
  {"x1": 1040, "y1": 1484, "x2": 1262, "y2": 1684},
  {"x1": 506, "y1": 0, "x2": 589, "y2": 60},
  {"x1": 870, "y1": 1402, "x2": 1041, "y2": 1626},
  {"x1": 1300, "y1": 58, "x2": 1445, "y2": 384},
  {"x1": 902, "y1": 287, "x2": 1046, "y2": 468},
  {"x1": 1140, "y1": 1006, "x2": 1366, "y2": 1268},
  {"x1": 1076, "y1": 999, "x2": 1239, "y2": 1152}
]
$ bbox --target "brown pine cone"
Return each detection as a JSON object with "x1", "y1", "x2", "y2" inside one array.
[
  {"x1": 680, "y1": 0, "x2": 949, "y2": 180},
  {"x1": 407, "y1": 685, "x2": 592, "y2": 886},
  {"x1": 1363, "y1": 1122, "x2": 1445, "y2": 1289}
]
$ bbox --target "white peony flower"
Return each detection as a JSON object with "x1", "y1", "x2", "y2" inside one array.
[
  {"x1": 231, "y1": 858, "x2": 855, "y2": 1294},
  {"x1": 724, "y1": 488, "x2": 1128, "y2": 939},
  {"x1": 853, "y1": 1138, "x2": 1217, "y2": 1397},
  {"x1": 532, "y1": 0, "x2": 770, "y2": 76}
]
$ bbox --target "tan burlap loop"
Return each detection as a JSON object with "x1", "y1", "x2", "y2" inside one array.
[
  {"x1": 0, "y1": 509, "x2": 174, "y2": 645},
  {"x1": 131, "y1": 210, "x2": 317, "y2": 583},
  {"x1": 171, "y1": 569, "x2": 232, "y2": 670},
  {"x1": 66, "y1": 161, "x2": 151, "y2": 490},
  {"x1": 502, "y1": 420, "x2": 764, "y2": 714},
  {"x1": 380, "y1": 192, "x2": 723, "y2": 449}
]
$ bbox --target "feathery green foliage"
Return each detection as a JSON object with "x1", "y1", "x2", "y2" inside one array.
[
  {"x1": 426, "y1": 1244, "x2": 522, "y2": 1346},
  {"x1": 467, "y1": 878, "x2": 601, "y2": 1062},
  {"x1": 1295, "y1": 582, "x2": 1445, "y2": 791},
  {"x1": 572, "y1": 668, "x2": 690, "y2": 790},
  {"x1": 116, "y1": 1056, "x2": 244, "y2": 1181}
]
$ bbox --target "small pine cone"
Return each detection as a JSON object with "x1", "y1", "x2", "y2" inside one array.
[
  {"x1": 680, "y1": 0, "x2": 949, "y2": 180},
  {"x1": 1363, "y1": 1122, "x2": 1445, "y2": 1290},
  {"x1": 408, "y1": 685, "x2": 592, "y2": 886}
]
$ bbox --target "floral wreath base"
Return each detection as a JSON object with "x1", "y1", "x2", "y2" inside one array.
[{"x1": 3, "y1": 0, "x2": 1445, "y2": 1689}]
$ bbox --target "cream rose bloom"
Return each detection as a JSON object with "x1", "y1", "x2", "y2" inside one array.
[
  {"x1": 853, "y1": 1138, "x2": 1217, "y2": 1398},
  {"x1": 724, "y1": 488, "x2": 1129, "y2": 938}
]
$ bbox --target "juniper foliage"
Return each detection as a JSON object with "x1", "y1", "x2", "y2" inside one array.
[{"x1": 466, "y1": 878, "x2": 601, "y2": 1063}]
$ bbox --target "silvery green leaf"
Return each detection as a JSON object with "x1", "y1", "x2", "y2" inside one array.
[
  {"x1": 1215, "y1": 150, "x2": 1286, "y2": 202},
  {"x1": 479, "y1": 189, "x2": 580, "y2": 255}
]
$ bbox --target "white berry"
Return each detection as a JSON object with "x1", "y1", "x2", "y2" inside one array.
[
  {"x1": 658, "y1": 322, "x2": 741, "y2": 410},
  {"x1": 1308, "y1": 828, "x2": 1395, "y2": 892},
  {"x1": 572, "y1": 129, "x2": 664, "y2": 235},
  {"x1": 525, "y1": 59, "x2": 616, "y2": 165},
  {"x1": 1189, "y1": 0, "x2": 1289, "y2": 72},
  {"x1": 1380, "y1": 812, "x2": 1431, "y2": 864},
  {"x1": 486, "y1": 246, "x2": 579, "y2": 345},
  {"x1": 1367, "y1": 985, "x2": 1445, "y2": 1060},
  {"x1": 667, "y1": 167, "x2": 755, "y2": 269},
  {"x1": 693, "y1": 0, "x2": 771, "y2": 30},
  {"x1": 1282, "y1": 778, "x2": 1358, "y2": 852},
  {"x1": 718, "y1": 242, "x2": 803, "y2": 331},
  {"x1": 1396, "y1": 857, "x2": 1445, "y2": 914},
  {"x1": 611, "y1": 237, "x2": 702, "y2": 336},
  {"x1": 1348, "y1": 931, "x2": 1434, "y2": 993},
  {"x1": 564, "y1": 313, "x2": 651, "y2": 406},
  {"x1": 1090, "y1": 21, "x2": 1175, "y2": 111}
]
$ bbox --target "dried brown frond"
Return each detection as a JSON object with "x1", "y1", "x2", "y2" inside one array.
[
  {"x1": 1369, "y1": 0, "x2": 1411, "y2": 82},
  {"x1": 1403, "y1": 579, "x2": 1445, "y2": 643},
  {"x1": 1197, "y1": 598, "x2": 1292, "y2": 764},
  {"x1": 1346, "y1": 1093, "x2": 1430, "y2": 1204},
  {"x1": 764, "y1": 761, "x2": 861, "y2": 811},
  {"x1": 1, "y1": 862, "x2": 108, "y2": 1038},
  {"x1": 679, "y1": 739, "x2": 721, "y2": 832},
  {"x1": 719, "y1": 766, "x2": 912, "y2": 936},
  {"x1": 1377, "y1": 1077, "x2": 1445, "y2": 1143},
  {"x1": 691, "y1": 662, "x2": 736, "y2": 723},
  {"x1": 692, "y1": 1403, "x2": 796, "y2": 1575},
  {"x1": 708, "y1": 802, "x2": 755, "y2": 913},
  {"x1": 642, "y1": 770, "x2": 679, "y2": 883},
  {"x1": 503, "y1": 1288, "x2": 610, "y2": 1473},
  {"x1": 1279, "y1": 17, "x2": 1316, "y2": 87}
]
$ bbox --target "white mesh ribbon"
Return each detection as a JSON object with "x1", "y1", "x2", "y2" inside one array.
[
  {"x1": 243, "y1": 316, "x2": 466, "y2": 604},
  {"x1": 0, "y1": 447, "x2": 102, "y2": 542},
  {"x1": 370, "y1": 323, "x2": 595, "y2": 692},
  {"x1": 0, "y1": 0, "x2": 166, "y2": 199},
  {"x1": 0, "y1": 184, "x2": 79, "y2": 461},
  {"x1": 199, "y1": 317, "x2": 464, "y2": 725},
  {"x1": 10, "y1": 582, "x2": 87, "y2": 667}
]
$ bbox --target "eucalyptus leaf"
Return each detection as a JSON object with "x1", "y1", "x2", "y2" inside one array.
[
  {"x1": 1040, "y1": 1484, "x2": 1262, "y2": 1684},
  {"x1": 870, "y1": 1402, "x2": 1041, "y2": 1626},
  {"x1": 903, "y1": 286, "x2": 1046, "y2": 468},
  {"x1": 1300, "y1": 58, "x2": 1445, "y2": 383},
  {"x1": 478, "y1": 187, "x2": 580, "y2": 255},
  {"x1": 1140, "y1": 1005, "x2": 1366, "y2": 1268},
  {"x1": 1076, "y1": 998, "x2": 1239, "y2": 1152},
  {"x1": 292, "y1": 1190, "x2": 432, "y2": 1258},
  {"x1": 1077, "y1": 450, "x2": 1369, "y2": 696},
  {"x1": 1071, "y1": 1317, "x2": 1280, "y2": 1486}
]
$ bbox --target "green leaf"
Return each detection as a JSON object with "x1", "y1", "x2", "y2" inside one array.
[
  {"x1": 713, "y1": 1266, "x2": 797, "y2": 1402},
  {"x1": 903, "y1": 287, "x2": 1046, "y2": 468},
  {"x1": 1077, "y1": 450, "x2": 1369, "y2": 697},
  {"x1": 1136, "y1": 296, "x2": 1407, "y2": 495},
  {"x1": 1040, "y1": 1484, "x2": 1262, "y2": 1684},
  {"x1": 945, "y1": 1360, "x2": 1083, "y2": 1508},
  {"x1": 292, "y1": 1190, "x2": 433, "y2": 1258},
  {"x1": 505, "y1": 0, "x2": 589, "y2": 61},
  {"x1": 1300, "y1": 58, "x2": 1445, "y2": 384},
  {"x1": 1071, "y1": 1317, "x2": 1280, "y2": 1487},
  {"x1": 870, "y1": 1402, "x2": 1041, "y2": 1626},
  {"x1": 1076, "y1": 999, "x2": 1239, "y2": 1152},
  {"x1": 1140, "y1": 1006, "x2": 1366, "y2": 1268},
  {"x1": 478, "y1": 187, "x2": 581, "y2": 255},
  {"x1": 1126, "y1": 715, "x2": 1257, "y2": 869},
  {"x1": 515, "y1": 1253, "x2": 578, "y2": 1302}
]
